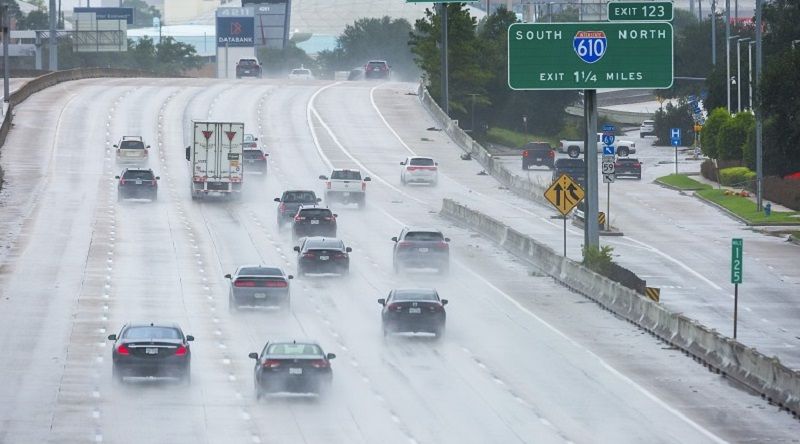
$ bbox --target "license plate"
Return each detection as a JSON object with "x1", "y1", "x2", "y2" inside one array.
[
  {"x1": 409, "y1": 307, "x2": 422, "y2": 314},
  {"x1": 135, "y1": 179, "x2": 143, "y2": 185},
  {"x1": 254, "y1": 293, "x2": 266, "y2": 299},
  {"x1": 319, "y1": 256, "x2": 329, "y2": 261},
  {"x1": 145, "y1": 348, "x2": 158, "y2": 355},
  {"x1": 289, "y1": 368, "x2": 302, "y2": 375},
  {"x1": 310, "y1": 220, "x2": 319, "y2": 224},
  {"x1": 536, "y1": 158, "x2": 543, "y2": 161},
  {"x1": 418, "y1": 248, "x2": 429, "y2": 253}
]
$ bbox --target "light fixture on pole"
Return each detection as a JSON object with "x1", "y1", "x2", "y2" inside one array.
[
  {"x1": 726, "y1": 34, "x2": 739, "y2": 113},
  {"x1": 736, "y1": 37, "x2": 750, "y2": 113}
]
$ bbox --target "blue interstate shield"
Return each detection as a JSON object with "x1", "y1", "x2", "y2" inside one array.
[{"x1": 573, "y1": 31, "x2": 607, "y2": 64}]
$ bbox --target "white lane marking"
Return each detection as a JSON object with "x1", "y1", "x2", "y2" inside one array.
[{"x1": 369, "y1": 85, "x2": 416, "y2": 155}]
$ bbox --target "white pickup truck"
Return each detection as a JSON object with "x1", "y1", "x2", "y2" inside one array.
[
  {"x1": 319, "y1": 168, "x2": 371, "y2": 209},
  {"x1": 558, "y1": 132, "x2": 636, "y2": 157}
]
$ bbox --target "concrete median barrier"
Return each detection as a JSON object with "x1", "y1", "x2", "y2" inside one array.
[{"x1": 441, "y1": 197, "x2": 800, "y2": 417}]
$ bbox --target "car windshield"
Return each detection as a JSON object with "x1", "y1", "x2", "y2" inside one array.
[
  {"x1": 267, "y1": 343, "x2": 322, "y2": 355},
  {"x1": 393, "y1": 290, "x2": 438, "y2": 301},
  {"x1": 642, "y1": 120, "x2": 654, "y2": 125},
  {"x1": 409, "y1": 158, "x2": 435, "y2": 166},
  {"x1": 123, "y1": 327, "x2": 182, "y2": 340},
  {"x1": 122, "y1": 170, "x2": 154, "y2": 180},
  {"x1": 239, "y1": 267, "x2": 282, "y2": 276},
  {"x1": 243, "y1": 150, "x2": 263, "y2": 159},
  {"x1": 284, "y1": 191, "x2": 316, "y2": 202},
  {"x1": 119, "y1": 140, "x2": 144, "y2": 150},
  {"x1": 404, "y1": 231, "x2": 444, "y2": 241},
  {"x1": 243, "y1": 134, "x2": 255, "y2": 142},
  {"x1": 299, "y1": 209, "x2": 332, "y2": 218},
  {"x1": 292, "y1": 69, "x2": 310, "y2": 75},
  {"x1": 331, "y1": 170, "x2": 362, "y2": 180},
  {"x1": 239, "y1": 60, "x2": 258, "y2": 66}
]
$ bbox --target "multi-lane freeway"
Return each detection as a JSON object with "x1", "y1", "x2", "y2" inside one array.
[{"x1": 0, "y1": 78, "x2": 797, "y2": 443}]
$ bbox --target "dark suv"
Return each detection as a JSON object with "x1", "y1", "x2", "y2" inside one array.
[
  {"x1": 294, "y1": 237, "x2": 351, "y2": 276},
  {"x1": 116, "y1": 168, "x2": 159, "y2": 201},
  {"x1": 275, "y1": 190, "x2": 321, "y2": 227},
  {"x1": 552, "y1": 158, "x2": 586, "y2": 187},
  {"x1": 522, "y1": 142, "x2": 555, "y2": 170},
  {"x1": 614, "y1": 158, "x2": 642, "y2": 179},
  {"x1": 236, "y1": 58, "x2": 262, "y2": 78},
  {"x1": 392, "y1": 228, "x2": 450, "y2": 274},
  {"x1": 292, "y1": 206, "x2": 337, "y2": 241},
  {"x1": 364, "y1": 60, "x2": 390, "y2": 79}
]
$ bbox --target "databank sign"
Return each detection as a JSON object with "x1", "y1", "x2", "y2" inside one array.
[
  {"x1": 216, "y1": 8, "x2": 255, "y2": 47},
  {"x1": 507, "y1": 22, "x2": 673, "y2": 90}
]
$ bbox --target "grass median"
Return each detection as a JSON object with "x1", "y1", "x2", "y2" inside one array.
[
  {"x1": 696, "y1": 189, "x2": 800, "y2": 225},
  {"x1": 656, "y1": 174, "x2": 712, "y2": 190}
]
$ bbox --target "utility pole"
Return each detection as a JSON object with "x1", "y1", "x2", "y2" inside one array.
[
  {"x1": 3, "y1": 2, "x2": 9, "y2": 105},
  {"x1": 49, "y1": 0, "x2": 57, "y2": 71},
  {"x1": 736, "y1": 38, "x2": 750, "y2": 113},
  {"x1": 725, "y1": 0, "x2": 730, "y2": 112},
  {"x1": 755, "y1": 0, "x2": 763, "y2": 210},
  {"x1": 748, "y1": 41, "x2": 754, "y2": 110},
  {"x1": 711, "y1": 0, "x2": 716, "y2": 65},
  {"x1": 439, "y1": 3, "x2": 449, "y2": 116}
]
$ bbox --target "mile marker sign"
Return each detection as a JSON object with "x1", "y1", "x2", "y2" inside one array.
[{"x1": 507, "y1": 22, "x2": 673, "y2": 90}]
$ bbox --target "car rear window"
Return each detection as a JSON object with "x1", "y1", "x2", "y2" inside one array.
[
  {"x1": 306, "y1": 239, "x2": 343, "y2": 249},
  {"x1": 523, "y1": 142, "x2": 551, "y2": 151},
  {"x1": 409, "y1": 158, "x2": 435, "y2": 166},
  {"x1": 239, "y1": 267, "x2": 282, "y2": 276},
  {"x1": 120, "y1": 140, "x2": 144, "y2": 150},
  {"x1": 122, "y1": 170, "x2": 154, "y2": 180},
  {"x1": 292, "y1": 69, "x2": 311, "y2": 75},
  {"x1": 616, "y1": 159, "x2": 639, "y2": 164},
  {"x1": 283, "y1": 191, "x2": 317, "y2": 202},
  {"x1": 239, "y1": 59, "x2": 258, "y2": 66},
  {"x1": 123, "y1": 327, "x2": 181, "y2": 340},
  {"x1": 331, "y1": 170, "x2": 362, "y2": 180},
  {"x1": 368, "y1": 61, "x2": 387, "y2": 68},
  {"x1": 642, "y1": 120, "x2": 654, "y2": 125},
  {"x1": 404, "y1": 231, "x2": 444, "y2": 241},
  {"x1": 243, "y1": 150, "x2": 263, "y2": 159},
  {"x1": 267, "y1": 343, "x2": 322, "y2": 355},
  {"x1": 555, "y1": 159, "x2": 584, "y2": 168},
  {"x1": 299, "y1": 208, "x2": 332, "y2": 217},
  {"x1": 393, "y1": 289, "x2": 438, "y2": 301},
  {"x1": 243, "y1": 134, "x2": 255, "y2": 142}
]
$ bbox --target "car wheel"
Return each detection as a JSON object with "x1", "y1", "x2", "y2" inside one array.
[
  {"x1": 435, "y1": 325, "x2": 446, "y2": 340},
  {"x1": 117, "y1": 194, "x2": 123, "y2": 203},
  {"x1": 182, "y1": 367, "x2": 191, "y2": 386},
  {"x1": 393, "y1": 261, "x2": 400, "y2": 274},
  {"x1": 229, "y1": 294, "x2": 238, "y2": 312},
  {"x1": 401, "y1": 175, "x2": 406, "y2": 185},
  {"x1": 567, "y1": 146, "x2": 580, "y2": 158},
  {"x1": 358, "y1": 198, "x2": 366, "y2": 210},
  {"x1": 636, "y1": 174, "x2": 642, "y2": 180},
  {"x1": 439, "y1": 262, "x2": 450, "y2": 276},
  {"x1": 112, "y1": 365, "x2": 124, "y2": 384},
  {"x1": 382, "y1": 324, "x2": 390, "y2": 337},
  {"x1": 282, "y1": 297, "x2": 291, "y2": 312},
  {"x1": 255, "y1": 379, "x2": 263, "y2": 400},
  {"x1": 618, "y1": 147, "x2": 629, "y2": 157}
]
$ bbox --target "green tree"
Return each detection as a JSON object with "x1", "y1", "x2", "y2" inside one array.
[
  {"x1": 759, "y1": 47, "x2": 800, "y2": 175},
  {"x1": 16, "y1": 9, "x2": 49, "y2": 30},
  {"x1": 700, "y1": 107, "x2": 731, "y2": 159},
  {"x1": 316, "y1": 16, "x2": 417, "y2": 80},
  {"x1": 257, "y1": 41, "x2": 316, "y2": 77},
  {"x1": 653, "y1": 100, "x2": 694, "y2": 146},
  {"x1": 122, "y1": 0, "x2": 161, "y2": 29},
  {"x1": 717, "y1": 111, "x2": 754, "y2": 161},
  {"x1": 410, "y1": 4, "x2": 490, "y2": 116}
]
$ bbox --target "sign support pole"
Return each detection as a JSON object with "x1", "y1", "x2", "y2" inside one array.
[
  {"x1": 439, "y1": 3, "x2": 449, "y2": 116},
  {"x1": 675, "y1": 144, "x2": 678, "y2": 175},
  {"x1": 584, "y1": 89, "x2": 599, "y2": 249},
  {"x1": 563, "y1": 216, "x2": 567, "y2": 257},
  {"x1": 606, "y1": 183, "x2": 611, "y2": 231},
  {"x1": 733, "y1": 283, "x2": 738, "y2": 339}
]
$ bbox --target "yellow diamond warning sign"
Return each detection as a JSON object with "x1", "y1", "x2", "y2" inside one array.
[{"x1": 544, "y1": 174, "x2": 585, "y2": 215}]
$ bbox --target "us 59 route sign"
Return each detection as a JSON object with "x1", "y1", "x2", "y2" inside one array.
[{"x1": 507, "y1": 22, "x2": 673, "y2": 90}]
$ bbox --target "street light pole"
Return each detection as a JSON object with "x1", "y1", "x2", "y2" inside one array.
[
  {"x1": 711, "y1": 0, "x2": 717, "y2": 65},
  {"x1": 3, "y1": 3, "x2": 9, "y2": 105},
  {"x1": 748, "y1": 41, "x2": 754, "y2": 110},
  {"x1": 736, "y1": 38, "x2": 750, "y2": 113},
  {"x1": 755, "y1": 0, "x2": 763, "y2": 210},
  {"x1": 725, "y1": 0, "x2": 731, "y2": 112}
]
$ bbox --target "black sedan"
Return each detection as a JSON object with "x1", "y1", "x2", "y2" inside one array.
[
  {"x1": 225, "y1": 265, "x2": 293, "y2": 311},
  {"x1": 108, "y1": 322, "x2": 194, "y2": 384},
  {"x1": 294, "y1": 237, "x2": 351, "y2": 276},
  {"x1": 379, "y1": 288, "x2": 447, "y2": 338},
  {"x1": 248, "y1": 340, "x2": 335, "y2": 398},
  {"x1": 291, "y1": 206, "x2": 337, "y2": 241}
]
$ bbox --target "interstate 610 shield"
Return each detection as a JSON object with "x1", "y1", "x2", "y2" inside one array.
[{"x1": 508, "y1": 22, "x2": 673, "y2": 90}]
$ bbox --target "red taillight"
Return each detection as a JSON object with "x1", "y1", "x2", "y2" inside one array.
[
  {"x1": 397, "y1": 241, "x2": 412, "y2": 249},
  {"x1": 234, "y1": 280, "x2": 256, "y2": 287},
  {"x1": 361, "y1": 181, "x2": 366, "y2": 191},
  {"x1": 279, "y1": 203, "x2": 286, "y2": 213},
  {"x1": 522, "y1": 151, "x2": 529, "y2": 157},
  {"x1": 326, "y1": 181, "x2": 331, "y2": 189},
  {"x1": 324, "y1": 216, "x2": 334, "y2": 221},
  {"x1": 387, "y1": 303, "x2": 403, "y2": 312},
  {"x1": 295, "y1": 216, "x2": 305, "y2": 222},
  {"x1": 310, "y1": 359, "x2": 329, "y2": 368},
  {"x1": 435, "y1": 241, "x2": 449, "y2": 249},
  {"x1": 119, "y1": 179, "x2": 126, "y2": 185},
  {"x1": 175, "y1": 345, "x2": 188, "y2": 356},
  {"x1": 334, "y1": 252, "x2": 347, "y2": 258},
  {"x1": 303, "y1": 252, "x2": 316, "y2": 258},
  {"x1": 634, "y1": 162, "x2": 641, "y2": 167},
  {"x1": 263, "y1": 359, "x2": 281, "y2": 368},
  {"x1": 428, "y1": 304, "x2": 444, "y2": 312},
  {"x1": 117, "y1": 344, "x2": 130, "y2": 355},
  {"x1": 265, "y1": 280, "x2": 287, "y2": 288},
  {"x1": 548, "y1": 151, "x2": 555, "y2": 158}
]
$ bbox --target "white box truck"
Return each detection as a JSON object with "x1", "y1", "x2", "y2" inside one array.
[{"x1": 185, "y1": 121, "x2": 245, "y2": 200}]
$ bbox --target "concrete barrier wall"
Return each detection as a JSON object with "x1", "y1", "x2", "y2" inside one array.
[{"x1": 441, "y1": 198, "x2": 800, "y2": 417}]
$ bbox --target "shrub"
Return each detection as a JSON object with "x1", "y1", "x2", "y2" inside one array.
[
  {"x1": 717, "y1": 112, "x2": 754, "y2": 161},
  {"x1": 701, "y1": 159, "x2": 719, "y2": 182},
  {"x1": 653, "y1": 100, "x2": 694, "y2": 146},
  {"x1": 719, "y1": 166, "x2": 756, "y2": 187},
  {"x1": 764, "y1": 176, "x2": 800, "y2": 211},
  {"x1": 582, "y1": 245, "x2": 614, "y2": 275},
  {"x1": 700, "y1": 108, "x2": 731, "y2": 158}
]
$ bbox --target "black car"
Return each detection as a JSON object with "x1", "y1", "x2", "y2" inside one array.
[
  {"x1": 116, "y1": 168, "x2": 159, "y2": 201},
  {"x1": 614, "y1": 158, "x2": 642, "y2": 179},
  {"x1": 294, "y1": 237, "x2": 351, "y2": 276},
  {"x1": 552, "y1": 158, "x2": 586, "y2": 187},
  {"x1": 521, "y1": 142, "x2": 555, "y2": 170},
  {"x1": 236, "y1": 58, "x2": 262, "y2": 78},
  {"x1": 364, "y1": 60, "x2": 390, "y2": 79},
  {"x1": 379, "y1": 288, "x2": 448, "y2": 338},
  {"x1": 275, "y1": 190, "x2": 321, "y2": 227},
  {"x1": 248, "y1": 340, "x2": 335, "y2": 398},
  {"x1": 225, "y1": 265, "x2": 293, "y2": 311},
  {"x1": 292, "y1": 206, "x2": 337, "y2": 241},
  {"x1": 243, "y1": 134, "x2": 267, "y2": 175},
  {"x1": 392, "y1": 227, "x2": 450, "y2": 274},
  {"x1": 107, "y1": 322, "x2": 194, "y2": 384}
]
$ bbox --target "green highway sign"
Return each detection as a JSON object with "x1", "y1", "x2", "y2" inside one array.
[
  {"x1": 608, "y1": 1, "x2": 674, "y2": 21},
  {"x1": 731, "y1": 238, "x2": 743, "y2": 284},
  {"x1": 507, "y1": 22, "x2": 673, "y2": 90}
]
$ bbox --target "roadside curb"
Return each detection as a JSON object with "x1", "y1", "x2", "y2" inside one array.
[
  {"x1": 653, "y1": 178, "x2": 709, "y2": 192},
  {"x1": 693, "y1": 191, "x2": 800, "y2": 227}
]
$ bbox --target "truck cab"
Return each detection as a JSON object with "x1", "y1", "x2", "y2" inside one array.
[{"x1": 319, "y1": 169, "x2": 371, "y2": 209}]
